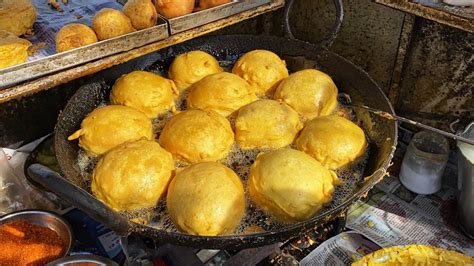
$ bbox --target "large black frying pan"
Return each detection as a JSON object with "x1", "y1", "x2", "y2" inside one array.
[{"x1": 27, "y1": 0, "x2": 397, "y2": 250}]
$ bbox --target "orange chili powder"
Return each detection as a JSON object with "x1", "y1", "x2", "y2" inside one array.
[{"x1": 0, "y1": 219, "x2": 66, "y2": 265}]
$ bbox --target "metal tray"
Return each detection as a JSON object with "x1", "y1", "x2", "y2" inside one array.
[
  {"x1": 165, "y1": 0, "x2": 272, "y2": 34},
  {"x1": 0, "y1": 21, "x2": 168, "y2": 89}
]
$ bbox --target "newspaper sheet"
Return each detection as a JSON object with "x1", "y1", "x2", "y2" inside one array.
[
  {"x1": 27, "y1": 0, "x2": 122, "y2": 60},
  {"x1": 300, "y1": 232, "x2": 380, "y2": 266}
]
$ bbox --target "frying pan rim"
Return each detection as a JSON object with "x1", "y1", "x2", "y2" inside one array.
[{"x1": 54, "y1": 34, "x2": 398, "y2": 244}]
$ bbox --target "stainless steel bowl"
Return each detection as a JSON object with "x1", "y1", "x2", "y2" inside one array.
[
  {"x1": 46, "y1": 254, "x2": 118, "y2": 266},
  {"x1": 0, "y1": 209, "x2": 74, "y2": 256}
]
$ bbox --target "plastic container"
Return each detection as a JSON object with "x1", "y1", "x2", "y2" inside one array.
[{"x1": 399, "y1": 131, "x2": 449, "y2": 194}]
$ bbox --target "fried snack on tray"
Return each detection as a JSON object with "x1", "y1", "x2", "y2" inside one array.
[
  {"x1": 0, "y1": 0, "x2": 37, "y2": 36},
  {"x1": 123, "y1": 0, "x2": 158, "y2": 30},
  {"x1": 92, "y1": 8, "x2": 135, "y2": 40},
  {"x1": 0, "y1": 30, "x2": 32, "y2": 69},
  {"x1": 55, "y1": 23, "x2": 98, "y2": 53}
]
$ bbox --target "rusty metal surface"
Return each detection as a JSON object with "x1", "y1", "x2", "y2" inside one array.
[
  {"x1": 375, "y1": 0, "x2": 474, "y2": 32},
  {"x1": 166, "y1": 0, "x2": 271, "y2": 34},
  {"x1": 0, "y1": 20, "x2": 168, "y2": 89},
  {"x1": 0, "y1": 0, "x2": 284, "y2": 104},
  {"x1": 396, "y1": 18, "x2": 474, "y2": 130}
]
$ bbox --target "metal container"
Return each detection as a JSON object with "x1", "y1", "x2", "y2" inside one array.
[
  {"x1": 457, "y1": 122, "x2": 474, "y2": 239},
  {"x1": 47, "y1": 254, "x2": 118, "y2": 266},
  {"x1": 0, "y1": 210, "x2": 74, "y2": 255}
]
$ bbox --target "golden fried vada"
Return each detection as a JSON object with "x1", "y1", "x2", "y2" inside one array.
[
  {"x1": 274, "y1": 69, "x2": 338, "y2": 120},
  {"x1": 296, "y1": 115, "x2": 367, "y2": 170},
  {"x1": 123, "y1": 0, "x2": 157, "y2": 30},
  {"x1": 232, "y1": 50, "x2": 288, "y2": 95},
  {"x1": 235, "y1": 99, "x2": 303, "y2": 149},
  {"x1": 352, "y1": 245, "x2": 474, "y2": 266},
  {"x1": 187, "y1": 72, "x2": 257, "y2": 117},
  {"x1": 0, "y1": 30, "x2": 31, "y2": 69},
  {"x1": 153, "y1": 0, "x2": 194, "y2": 19},
  {"x1": 92, "y1": 139, "x2": 174, "y2": 211},
  {"x1": 166, "y1": 162, "x2": 245, "y2": 236},
  {"x1": 168, "y1": 50, "x2": 223, "y2": 90},
  {"x1": 68, "y1": 105, "x2": 153, "y2": 155},
  {"x1": 55, "y1": 23, "x2": 98, "y2": 53},
  {"x1": 92, "y1": 8, "x2": 135, "y2": 40},
  {"x1": 0, "y1": 0, "x2": 36, "y2": 36},
  {"x1": 249, "y1": 149, "x2": 339, "y2": 223},
  {"x1": 159, "y1": 109, "x2": 234, "y2": 163},
  {"x1": 199, "y1": 0, "x2": 231, "y2": 9},
  {"x1": 111, "y1": 70, "x2": 178, "y2": 118}
]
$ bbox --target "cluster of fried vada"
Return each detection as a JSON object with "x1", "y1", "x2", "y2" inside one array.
[{"x1": 68, "y1": 49, "x2": 368, "y2": 236}]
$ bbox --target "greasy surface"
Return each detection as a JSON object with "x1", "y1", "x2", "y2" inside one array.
[
  {"x1": 0, "y1": 0, "x2": 36, "y2": 36},
  {"x1": 396, "y1": 19, "x2": 473, "y2": 126},
  {"x1": 123, "y1": 0, "x2": 158, "y2": 30},
  {"x1": 296, "y1": 115, "x2": 367, "y2": 170},
  {"x1": 274, "y1": 69, "x2": 338, "y2": 120},
  {"x1": 67, "y1": 105, "x2": 153, "y2": 155},
  {"x1": 187, "y1": 72, "x2": 257, "y2": 117},
  {"x1": 376, "y1": 0, "x2": 473, "y2": 32},
  {"x1": 55, "y1": 23, "x2": 98, "y2": 53},
  {"x1": 158, "y1": 109, "x2": 234, "y2": 163},
  {"x1": 352, "y1": 244, "x2": 474, "y2": 265},
  {"x1": 153, "y1": 0, "x2": 194, "y2": 19},
  {"x1": 92, "y1": 139, "x2": 174, "y2": 211},
  {"x1": 168, "y1": 50, "x2": 224, "y2": 90},
  {"x1": 0, "y1": 31, "x2": 31, "y2": 69},
  {"x1": 235, "y1": 99, "x2": 303, "y2": 149},
  {"x1": 249, "y1": 149, "x2": 339, "y2": 223},
  {"x1": 167, "y1": 162, "x2": 245, "y2": 236},
  {"x1": 232, "y1": 49, "x2": 289, "y2": 95},
  {"x1": 111, "y1": 70, "x2": 178, "y2": 118},
  {"x1": 92, "y1": 8, "x2": 135, "y2": 41}
]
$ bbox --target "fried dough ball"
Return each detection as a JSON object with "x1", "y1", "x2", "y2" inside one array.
[
  {"x1": 159, "y1": 109, "x2": 234, "y2": 163},
  {"x1": 274, "y1": 69, "x2": 338, "y2": 120},
  {"x1": 232, "y1": 50, "x2": 288, "y2": 95},
  {"x1": 153, "y1": 0, "x2": 194, "y2": 19},
  {"x1": 0, "y1": 30, "x2": 31, "y2": 69},
  {"x1": 92, "y1": 8, "x2": 135, "y2": 41},
  {"x1": 123, "y1": 0, "x2": 157, "y2": 30},
  {"x1": 353, "y1": 245, "x2": 474, "y2": 266},
  {"x1": 187, "y1": 72, "x2": 257, "y2": 117},
  {"x1": 0, "y1": 0, "x2": 36, "y2": 36},
  {"x1": 55, "y1": 24, "x2": 98, "y2": 53},
  {"x1": 92, "y1": 139, "x2": 174, "y2": 211},
  {"x1": 68, "y1": 105, "x2": 153, "y2": 155},
  {"x1": 199, "y1": 0, "x2": 231, "y2": 9},
  {"x1": 235, "y1": 99, "x2": 303, "y2": 149},
  {"x1": 111, "y1": 71, "x2": 178, "y2": 118},
  {"x1": 249, "y1": 149, "x2": 339, "y2": 223},
  {"x1": 296, "y1": 115, "x2": 367, "y2": 170},
  {"x1": 167, "y1": 162, "x2": 245, "y2": 236},
  {"x1": 168, "y1": 51, "x2": 223, "y2": 90}
]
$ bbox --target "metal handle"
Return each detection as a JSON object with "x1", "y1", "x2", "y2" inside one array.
[
  {"x1": 283, "y1": 0, "x2": 344, "y2": 49},
  {"x1": 27, "y1": 164, "x2": 130, "y2": 236}
]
